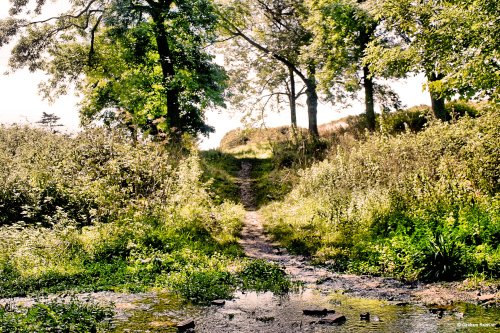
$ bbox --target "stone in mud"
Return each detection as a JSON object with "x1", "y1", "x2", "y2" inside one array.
[
  {"x1": 211, "y1": 299, "x2": 226, "y2": 306},
  {"x1": 477, "y1": 294, "x2": 496, "y2": 303},
  {"x1": 316, "y1": 276, "x2": 333, "y2": 284},
  {"x1": 318, "y1": 314, "x2": 346, "y2": 325},
  {"x1": 177, "y1": 318, "x2": 195, "y2": 332},
  {"x1": 256, "y1": 316, "x2": 275, "y2": 322},
  {"x1": 303, "y1": 308, "x2": 332, "y2": 316},
  {"x1": 429, "y1": 308, "x2": 445, "y2": 319},
  {"x1": 360, "y1": 312, "x2": 370, "y2": 320}
]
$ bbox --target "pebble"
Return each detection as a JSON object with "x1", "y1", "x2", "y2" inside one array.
[{"x1": 360, "y1": 312, "x2": 370, "y2": 321}]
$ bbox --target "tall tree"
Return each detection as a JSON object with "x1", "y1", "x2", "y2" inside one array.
[
  {"x1": 0, "y1": 0, "x2": 227, "y2": 139},
  {"x1": 217, "y1": 0, "x2": 320, "y2": 137},
  {"x1": 306, "y1": 0, "x2": 402, "y2": 131},
  {"x1": 223, "y1": 41, "x2": 305, "y2": 129},
  {"x1": 364, "y1": 0, "x2": 499, "y2": 120}
]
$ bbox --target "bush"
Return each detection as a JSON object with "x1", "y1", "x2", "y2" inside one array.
[
  {"x1": 0, "y1": 299, "x2": 112, "y2": 332},
  {"x1": 238, "y1": 259, "x2": 291, "y2": 293},
  {"x1": 0, "y1": 126, "x2": 251, "y2": 300},
  {"x1": 263, "y1": 108, "x2": 500, "y2": 281}
]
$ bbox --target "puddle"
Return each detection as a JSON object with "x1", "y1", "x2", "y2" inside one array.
[{"x1": 111, "y1": 288, "x2": 500, "y2": 333}]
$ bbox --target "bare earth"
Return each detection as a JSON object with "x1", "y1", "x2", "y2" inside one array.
[{"x1": 237, "y1": 160, "x2": 499, "y2": 307}]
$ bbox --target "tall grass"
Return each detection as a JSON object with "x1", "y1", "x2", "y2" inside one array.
[
  {"x1": 0, "y1": 126, "x2": 288, "y2": 303},
  {"x1": 263, "y1": 108, "x2": 499, "y2": 281}
]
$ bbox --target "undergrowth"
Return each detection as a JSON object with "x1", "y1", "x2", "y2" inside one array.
[
  {"x1": 0, "y1": 298, "x2": 113, "y2": 333},
  {"x1": 262, "y1": 105, "x2": 499, "y2": 282},
  {"x1": 0, "y1": 126, "x2": 290, "y2": 307}
]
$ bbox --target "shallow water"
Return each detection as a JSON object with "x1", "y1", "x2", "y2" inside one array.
[{"x1": 111, "y1": 288, "x2": 499, "y2": 333}]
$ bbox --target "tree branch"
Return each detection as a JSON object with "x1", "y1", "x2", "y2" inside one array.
[
  {"x1": 23, "y1": 0, "x2": 101, "y2": 26},
  {"x1": 219, "y1": 15, "x2": 309, "y2": 85}
]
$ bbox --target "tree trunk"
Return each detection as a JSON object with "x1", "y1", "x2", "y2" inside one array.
[
  {"x1": 306, "y1": 66, "x2": 319, "y2": 138},
  {"x1": 363, "y1": 65, "x2": 376, "y2": 131},
  {"x1": 305, "y1": 83, "x2": 319, "y2": 138},
  {"x1": 288, "y1": 66, "x2": 297, "y2": 128},
  {"x1": 428, "y1": 72, "x2": 447, "y2": 121},
  {"x1": 151, "y1": 7, "x2": 182, "y2": 138}
]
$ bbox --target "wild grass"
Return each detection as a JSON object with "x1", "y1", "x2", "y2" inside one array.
[
  {"x1": 0, "y1": 298, "x2": 113, "y2": 332},
  {"x1": 262, "y1": 105, "x2": 499, "y2": 281},
  {"x1": 0, "y1": 126, "x2": 290, "y2": 305}
]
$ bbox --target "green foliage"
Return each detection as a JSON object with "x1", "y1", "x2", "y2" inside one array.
[
  {"x1": 200, "y1": 149, "x2": 241, "y2": 205},
  {"x1": 305, "y1": 0, "x2": 381, "y2": 104},
  {"x1": 0, "y1": 126, "x2": 293, "y2": 308},
  {"x1": 379, "y1": 105, "x2": 431, "y2": 135},
  {"x1": 2, "y1": 0, "x2": 227, "y2": 138},
  {"x1": 176, "y1": 270, "x2": 236, "y2": 304},
  {"x1": 365, "y1": 0, "x2": 500, "y2": 102},
  {"x1": 238, "y1": 260, "x2": 291, "y2": 293},
  {"x1": 364, "y1": 101, "x2": 478, "y2": 136},
  {"x1": 79, "y1": 21, "x2": 227, "y2": 137},
  {"x1": 263, "y1": 108, "x2": 500, "y2": 281},
  {"x1": 0, "y1": 299, "x2": 112, "y2": 333},
  {"x1": 173, "y1": 259, "x2": 291, "y2": 304}
]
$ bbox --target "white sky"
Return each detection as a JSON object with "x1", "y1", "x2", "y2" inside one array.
[{"x1": 0, "y1": 1, "x2": 431, "y2": 149}]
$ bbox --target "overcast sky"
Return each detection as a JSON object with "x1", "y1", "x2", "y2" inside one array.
[{"x1": 0, "y1": 1, "x2": 430, "y2": 149}]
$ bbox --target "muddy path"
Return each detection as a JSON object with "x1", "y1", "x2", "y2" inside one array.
[
  {"x1": 236, "y1": 160, "x2": 499, "y2": 307},
  {"x1": 1, "y1": 160, "x2": 498, "y2": 333}
]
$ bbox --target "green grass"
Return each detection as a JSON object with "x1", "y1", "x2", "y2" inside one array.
[
  {"x1": 200, "y1": 149, "x2": 241, "y2": 205},
  {"x1": 262, "y1": 107, "x2": 500, "y2": 282},
  {"x1": 0, "y1": 299, "x2": 113, "y2": 333}
]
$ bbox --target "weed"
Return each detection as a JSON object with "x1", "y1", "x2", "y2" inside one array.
[
  {"x1": 0, "y1": 299, "x2": 112, "y2": 332},
  {"x1": 262, "y1": 107, "x2": 499, "y2": 281}
]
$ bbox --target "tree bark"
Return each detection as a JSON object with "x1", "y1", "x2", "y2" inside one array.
[
  {"x1": 151, "y1": 4, "x2": 182, "y2": 138},
  {"x1": 306, "y1": 87, "x2": 319, "y2": 137},
  {"x1": 306, "y1": 66, "x2": 319, "y2": 138},
  {"x1": 428, "y1": 72, "x2": 447, "y2": 121},
  {"x1": 363, "y1": 65, "x2": 376, "y2": 131},
  {"x1": 288, "y1": 66, "x2": 297, "y2": 128}
]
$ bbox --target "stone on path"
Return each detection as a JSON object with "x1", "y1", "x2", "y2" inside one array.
[
  {"x1": 360, "y1": 312, "x2": 370, "y2": 321},
  {"x1": 256, "y1": 316, "x2": 275, "y2": 322},
  {"x1": 303, "y1": 308, "x2": 334, "y2": 316},
  {"x1": 177, "y1": 318, "x2": 195, "y2": 332},
  {"x1": 211, "y1": 299, "x2": 226, "y2": 306},
  {"x1": 317, "y1": 314, "x2": 346, "y2": 325}
]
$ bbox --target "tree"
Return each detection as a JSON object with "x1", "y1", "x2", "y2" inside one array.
[
  {"x1": 223, "y1": 40, "x2": 305, "y2": 130},
  {"x1": 36, "y1": 112, "x2": 63, "y2": 132},
  {"x1": 217, "y1": 0, "x2": 321, "y2": 137},
  {"x1": 78, "y1": 23, "x2": 227, "y2": 139},
  {"x1": 364, "y1": 0, "x2": 499, "y2": 120},
  {"x1": 306, "y1": 0, "x2": 373, "y2": 130},
  {"x1": 0, "y1": 0, "x2": 227, "y2": 139},
  {"x1": 306, "y1": 0, "x2": 404, "y2": 131}
]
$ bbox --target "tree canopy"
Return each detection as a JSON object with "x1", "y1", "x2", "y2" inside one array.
[
  {"x1": 0, "y1": 0, "x2": 497, "y2": 139},
  {"x1": 365, "y1": 0, "x2": 500, "y2": 119},
  {"x1": 1, "y1": 0, "x2": 227, "y2": 139}
]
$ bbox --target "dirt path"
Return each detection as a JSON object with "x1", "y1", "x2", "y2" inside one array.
[{"x1": 236, "y1": 160, "x2": 499, "y2": 306}]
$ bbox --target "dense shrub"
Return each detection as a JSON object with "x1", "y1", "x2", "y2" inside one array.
[
  {"x1": 0, "y1": 126, "x2": 291, "y2": 305},
  {"x1": 263, "y1": 109, "x2": 499, "y2": 281}
]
